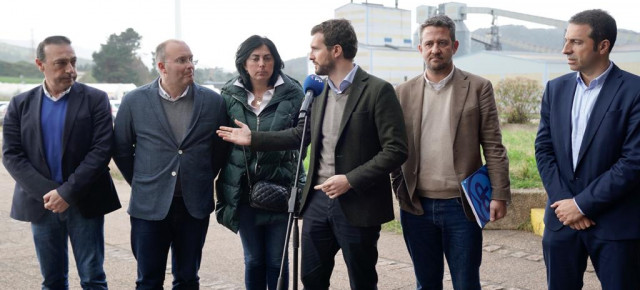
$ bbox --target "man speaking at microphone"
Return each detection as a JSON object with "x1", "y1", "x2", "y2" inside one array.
[{"x1": 218, "y1": 18, "x2": 407, "y2": 289}]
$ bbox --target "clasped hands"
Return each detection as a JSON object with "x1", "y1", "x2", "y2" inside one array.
[
  {"x1": 43, "y1": 190, "x2": 69, "y2": 213},
  {"x1": 551, "y1": 199, "x2": 595, "y2": 230}
]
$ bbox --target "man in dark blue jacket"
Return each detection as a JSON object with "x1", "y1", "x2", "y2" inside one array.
[
  {"x1": 3, "y1": 35, "x2": 120, "y2": 289},
  {"x1": 535, "y1": 9, "x2": 640, "y2": 289}
]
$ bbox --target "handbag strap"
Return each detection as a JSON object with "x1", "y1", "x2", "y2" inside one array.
[{"x1": 241, "y1": 146, "x2": 252, "y2": 189}]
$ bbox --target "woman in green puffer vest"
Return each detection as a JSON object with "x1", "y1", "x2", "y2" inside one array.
[{"x1": 215, "y1": 35, "x2": 306, "y2": 290}]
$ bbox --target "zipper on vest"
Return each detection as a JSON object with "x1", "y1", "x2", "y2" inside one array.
[
  {"x1": 231, "y1": 94, "x2": 254, "y2": 112},
  {"x1": 255, "y1": 116, "x2": 261, "y2": 173}
]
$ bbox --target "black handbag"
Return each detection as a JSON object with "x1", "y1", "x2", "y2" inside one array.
[{"x1": 242, "y1": 147, "x2": 290, "y2": 212}]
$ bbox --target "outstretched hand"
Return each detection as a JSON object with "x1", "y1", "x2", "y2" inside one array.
[{"x1": 217, "y1": 119, "x2": 251, "y2": 146}]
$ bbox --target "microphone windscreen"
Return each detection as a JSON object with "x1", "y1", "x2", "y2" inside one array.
[{"x1": 302, "y1": 74, "x2": 325, "y2": 96}]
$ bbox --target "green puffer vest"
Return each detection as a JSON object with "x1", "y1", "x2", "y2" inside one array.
[{"x1": 215, "y1": 74, "x2": 306, "y2": 232}]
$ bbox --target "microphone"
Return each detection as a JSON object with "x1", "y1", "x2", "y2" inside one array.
[{"x1": 299, "y1": 74, "x2": 325, "y2": 118}]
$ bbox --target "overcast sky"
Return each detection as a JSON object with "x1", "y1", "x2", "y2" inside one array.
[{"x1": 2, "y1": 0, "x2": 637, "y2": 71}]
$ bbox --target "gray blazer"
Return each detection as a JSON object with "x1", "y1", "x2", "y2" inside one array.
[{"x1": 113, "y1": 79, "x2": 229, "y2": 220}]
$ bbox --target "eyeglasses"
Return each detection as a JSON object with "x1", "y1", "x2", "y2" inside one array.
[{"x1": 167, "y1": 57, "x2": 198, "y2": 65}]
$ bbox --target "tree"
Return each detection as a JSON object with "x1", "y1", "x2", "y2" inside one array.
[
  {"x1": 194, "y1": 67, "x2": 236, "y2": 85},
  {"x1": 92, "y1": 28, "x2": 151, "y2": 85},
  {"x1": 495, "y1": 77, "x2": 543, "y2": 124},
  {"x1": 0, "y1": 60, "x2": 41, "y2": 78}
]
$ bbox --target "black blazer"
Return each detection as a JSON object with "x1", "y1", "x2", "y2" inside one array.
[
  {"x1": 3, "y1": 82, "x2": 121, "y2": 222},
  {"x1": 252, "y1": 68, "x2": 408, "y2": 227}
]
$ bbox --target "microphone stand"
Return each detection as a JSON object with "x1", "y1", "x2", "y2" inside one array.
[{"x1": 276, "y1": 107, "x2": 310, "y2": 290}]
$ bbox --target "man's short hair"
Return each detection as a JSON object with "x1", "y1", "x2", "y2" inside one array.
[
  {"x1": 154, "y1": 39, "x2": 183, "y2": 72},
  {"x1": 311, "y1": 19, "x2": 358, "y2": 60},
  {"x1": 36, "y1": 36, "x2": 71, "y2": 62},
  {"x1": 420, "y1": 15, "x2": 456, "y2": 42},
  {"x1": 569, "y1": 9, "x2": 617, "y2": 52}
]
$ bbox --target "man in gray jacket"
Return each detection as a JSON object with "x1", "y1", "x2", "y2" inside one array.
[{"x1": 113, "y1": 39, "x2": 229, "y2": 289}]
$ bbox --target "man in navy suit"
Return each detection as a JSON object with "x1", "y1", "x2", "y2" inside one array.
[
  {"x1": 535, "y1": 9, "x2": 640, "y2": 289},
  {"x1": 113, "y1": 39, "x2": 229, "y2": 289},
  {"x1": 2, "y1": 36, "x2": 121, "y2": 289}
]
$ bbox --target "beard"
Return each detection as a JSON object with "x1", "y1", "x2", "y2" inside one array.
[
  {"x1": 426, "y1": 57, "x2": 451, "y2": 72},
  {"x1": 314, "y1": 59, "x2": 336, "y2": 76}
]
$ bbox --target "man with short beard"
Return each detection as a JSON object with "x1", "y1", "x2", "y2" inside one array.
[
  {"x1": 3, "y1": 35, "x2": 121, "y2": 289},
  {"x1": 392, "y1": 15, "x2": 510, "y2": 289}
]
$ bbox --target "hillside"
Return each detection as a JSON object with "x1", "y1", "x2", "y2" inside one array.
[
  {"x1": 0, "y1": 42, "x2": 34, "y2": 63},
  {"x1": 471, "y1": 25, "x2": 564, "y2": 53},
  {"x1": 282, "y1": 56, "x2": 308, "y2": 83},
  {"x1": 0, "y1": 41, "x2": 92, "y2": 66},
  {"x1": 471, "y1": 25, "x2": 640, "y2": 53}
]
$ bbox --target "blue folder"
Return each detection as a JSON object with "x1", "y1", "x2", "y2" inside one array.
[{"x1": 461, "y1": 165, "x2": 492, "y2": 228}]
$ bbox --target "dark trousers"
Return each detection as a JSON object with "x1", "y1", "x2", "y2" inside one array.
[
  {"x1": 130, "y1": 197, "x2": 210, "y2": 290},
  {"x1": 301, "y1": 190, "x2": 381, "y2": 290},
  {"x1": 543, "y1": 225, "x2": 640, "y2": 290}
]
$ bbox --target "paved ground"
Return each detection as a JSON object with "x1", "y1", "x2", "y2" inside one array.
[{"x1": 0, "y1": 163, "x2": 600, "y2": 289}]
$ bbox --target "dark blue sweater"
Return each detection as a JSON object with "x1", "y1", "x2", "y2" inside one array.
[{"x1": 40, "y1": 93, "x2": 68, "y2": 184}]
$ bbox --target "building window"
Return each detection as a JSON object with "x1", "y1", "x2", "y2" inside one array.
[{"x1": 384, "y1": 37, "x2": 392, "y2": 43}]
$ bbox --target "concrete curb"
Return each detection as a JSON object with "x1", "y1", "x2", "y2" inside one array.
[{"x1": 392, "y1": 188, "x2": 548, "y2": 230}]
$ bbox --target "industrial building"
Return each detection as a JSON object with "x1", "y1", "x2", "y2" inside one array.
[
  {"x1": 333, "y1": 2, "x2": 640, "y2": 86},
  {"x1": 335, "y1": 2, "x2": 423, "y2": 85}
]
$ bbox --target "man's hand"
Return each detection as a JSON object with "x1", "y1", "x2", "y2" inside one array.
[
  {"x1": 314, "y1": 175, "x2": 351, "y2": 199},
  {"x1": 490, "y1": 199, "x2": 507, "y2": 221},
  {"x1": 43, "y1": 190, "x2": 69, "y2": 213},
  {"x1": 217, "y1": 119, "x2": 251, "y2": 146},
  {"x1": 568, "y1": 216, "x2": 596, "y2": 230},
  {"x1": 551, "y1": 199, "x2": 584, "y2": 225}
]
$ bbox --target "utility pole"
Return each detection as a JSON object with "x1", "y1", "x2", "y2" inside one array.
[
  {"x1": 31, "y1": 28, "x2": 35, "y2": 59},
  {"x1": 175, "y1": 0, "x2": 182, "y2": 39}
]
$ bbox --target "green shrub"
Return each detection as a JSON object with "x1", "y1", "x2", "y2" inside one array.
[{"x1": 495, "y1": 77, "x2": 542, "y2": 124}]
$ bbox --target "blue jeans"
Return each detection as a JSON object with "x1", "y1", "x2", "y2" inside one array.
[
  {"x1": 130, "y1": 197, "x2": 210, "y2": 290},
  {"x1": 31, "y1": 206, "x2": 107, "y2": 290},
  {"x1": 237, "y1": 204, "x2": 289, "y2": 290},
  {"x1": 400, "y1": 197, "x2": 482, "y2": 290}
]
